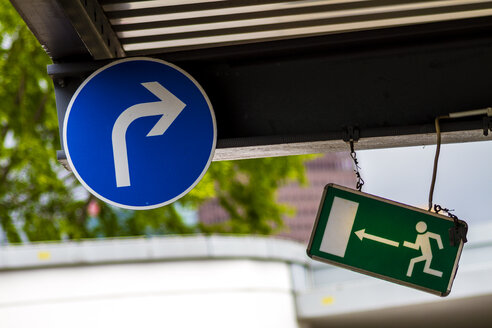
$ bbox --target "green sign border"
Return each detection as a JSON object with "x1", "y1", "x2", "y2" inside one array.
[{"x1": 307, "y1": 184, "x2": 465, "y2": 297}]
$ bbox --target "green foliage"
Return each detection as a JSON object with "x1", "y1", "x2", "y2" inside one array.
[
  {"x1": 0, "y1": 1, "x2": 314, "y2": 243},
  {"x1": 0, "y1": 0, "x2": 72, "y2": 242},
  {"x1": 201, "y1": 156, "x2": 312, "y2": 235}
]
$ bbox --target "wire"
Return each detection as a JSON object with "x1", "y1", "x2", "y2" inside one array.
[
  {"x1": 428, "y1": 106, "x2": 491, "y2": 211},
  {"x1": 428, "y1": 115, "x2": 449, "y2": 211}
]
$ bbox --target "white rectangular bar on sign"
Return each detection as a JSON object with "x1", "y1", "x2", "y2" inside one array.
[{"x1": 319, "y1": 196, "x2": 359, "y2": 258}]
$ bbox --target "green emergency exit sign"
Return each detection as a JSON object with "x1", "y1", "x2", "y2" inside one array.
[{"x1": 307, "y1": 184, "x2": 466, "y2": 296}]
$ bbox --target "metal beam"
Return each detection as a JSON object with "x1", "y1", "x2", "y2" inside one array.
[
  {"x1": 11, "y1": 0, "x2": 125, "y2": 61},
  {"x1": 10, "y1": 0, "x2": 89, "y2": 61},
  {"x1": 57, "y1": 0, "x2": 125, "y2": 60},
  {"x1": 49, "y1": 17, "x2": 492, "y2": 164}
]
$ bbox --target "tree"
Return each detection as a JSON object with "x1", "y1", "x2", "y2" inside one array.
[
  {"x1": 201, "y1": 157, "x2": 310, "y2": 234},
  {"x1": 0, "y1": 1, "x2": 313, "y2": 243}
]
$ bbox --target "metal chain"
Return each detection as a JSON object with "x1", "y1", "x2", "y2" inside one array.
[
  {"x1": 434, "y1": 204, "x2": 468, "y2": 245},
  {"x1": 433, "y1": 204, "x2": 457, "y2": 220},
  {"x1": 349, "y1": 140, "x2": 364, "y2": 191}
]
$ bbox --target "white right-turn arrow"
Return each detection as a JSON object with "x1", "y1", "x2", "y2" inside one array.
[
  {"x1": 355, "y1": 229, "x2": 399, "y2": 247},
  {"x1": 111, "y1": 82, "x2": 186, "y2": 188}
]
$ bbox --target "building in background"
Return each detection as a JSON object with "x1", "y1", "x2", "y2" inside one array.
[
  {"x1": 1, "y1": 231, "x2": 492, "y2": 328},
  {"x1": 199, "y1": 153, "x2": 356, "y2": 244}
]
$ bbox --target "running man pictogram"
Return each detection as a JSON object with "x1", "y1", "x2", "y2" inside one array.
[{"x1": 403, "y1": 221, "x2": 444, "y2": 278}]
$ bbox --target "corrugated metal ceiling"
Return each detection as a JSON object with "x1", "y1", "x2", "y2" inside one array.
[{"x1": 99, "y1": 0, "x2": 492, "y2": 55}]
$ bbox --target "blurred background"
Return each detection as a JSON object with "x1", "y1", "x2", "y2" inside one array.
[{"x1": 1, "y1": 0, "x2": 492, "y2": 327}]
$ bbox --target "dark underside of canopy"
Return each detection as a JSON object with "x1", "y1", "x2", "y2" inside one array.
[{"x1": 11, "y1": 0, "x2": 492, "y2": 161}]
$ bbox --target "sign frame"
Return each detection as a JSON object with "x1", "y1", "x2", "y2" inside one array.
[{"x1": 307, "y1": 184, "x2": 466, "y2": 296}]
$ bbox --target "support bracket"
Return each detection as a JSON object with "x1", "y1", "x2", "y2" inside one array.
[
  {"x1": 483, "y1": 116, "x2": 491, "y2": 136},
  {"x1": 343, "y1": 126, "x2": 361, "y2": 143}
]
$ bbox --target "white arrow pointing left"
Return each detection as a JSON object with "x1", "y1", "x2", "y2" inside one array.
[
  {"x1": 111, "y1": 82, "x2": 186, "y2": 187},
  {"x1": 355, "y1": 228, "x2": 399, "y2": 247}
]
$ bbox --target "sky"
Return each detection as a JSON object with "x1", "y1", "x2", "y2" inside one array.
[{"x1": 357, "y1": 139, "x2": 492, "y2": 225}]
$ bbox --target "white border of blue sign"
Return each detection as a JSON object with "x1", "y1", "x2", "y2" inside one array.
[{"x1": 63, "y1": 57, "x2": 217, "y2": 210}]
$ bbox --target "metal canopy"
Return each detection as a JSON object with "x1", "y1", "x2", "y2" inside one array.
[
  {"x1": 11, "y1": 0, "x2": 492, "y2": 161},
  {"x1": 105, "y1": 0, "x2": 492, "y2": 55}
]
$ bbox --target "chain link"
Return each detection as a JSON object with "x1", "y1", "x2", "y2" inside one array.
[
  {"x1": 433, "y1": 204, "x2": 457, "y2": 220},
  {"x1": 434, "y1": 204, "x2": 468, "y2": 245},
  {"x1": 349, "y1": 140, "x2": 364, "y2": 191}
]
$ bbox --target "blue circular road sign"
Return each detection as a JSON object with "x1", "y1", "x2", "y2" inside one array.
[{"x1": 64, "y1": 58, "x2": 216, "y2": 210}]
